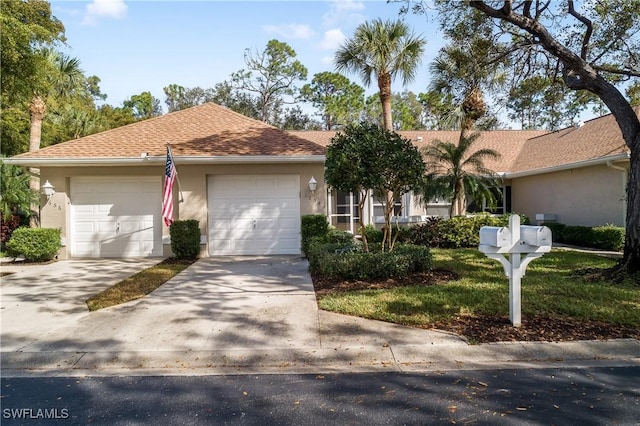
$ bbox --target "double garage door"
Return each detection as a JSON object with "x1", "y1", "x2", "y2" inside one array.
[
  {"x1": 70, "y1": 175, "x2": 301, "y2": 257},
  {"x1": 208, "y1": 175, "x2": 301, "y2": 255}
]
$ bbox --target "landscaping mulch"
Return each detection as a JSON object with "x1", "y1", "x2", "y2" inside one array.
[{"x1": 311, "y1": 270, "x2": 640, "y2": 344}]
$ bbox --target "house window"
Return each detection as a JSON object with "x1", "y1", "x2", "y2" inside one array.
[
  {"x1": 372, "y1": 194, "x2": 405, "y2": 218},
  {"x1": 468, "y1": 186, "x2": 511, "y2": 214},
  {"x1": 329, "y1": 191, "x2": 360, "y2": 233}
]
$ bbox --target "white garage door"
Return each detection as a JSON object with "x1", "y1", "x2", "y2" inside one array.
[
  {"x1": 70, "y1": 177, "x2": 163, "y2": 257},
  {"x1": 208, "y1": 175, "x2": 301, "y2": 255}
]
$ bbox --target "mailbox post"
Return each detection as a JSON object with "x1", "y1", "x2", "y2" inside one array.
[{"x1": 478, "y1": 215, "x2": 552, "y2": 327}]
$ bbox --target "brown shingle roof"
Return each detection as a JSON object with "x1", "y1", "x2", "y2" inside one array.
[
  {"x1": 14, "y1": 103, "x2": 326, "y2": 159},
  {"x1": 290, "y1": 129, "x2": 547, "y2": 172},
  {"x1": 510, "y1": 108, "x2": 635, "y2": 174}
]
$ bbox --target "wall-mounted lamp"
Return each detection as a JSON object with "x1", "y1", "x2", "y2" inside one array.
[
  {"x1": 308, "y1": 176, "x2": 317, "y2": 192},
  {"x1": 41, "y1": 180, "x2": 55, "y2": 199}
]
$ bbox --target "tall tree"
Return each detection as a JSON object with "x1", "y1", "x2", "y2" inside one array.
[
  {"x1": 402, "y1": 0, "x2": 640, "y2": 273},
  {"x1": 123, "y1": 91, "x2": 163, "y2": 120},
  {"x1": 363, "y1": 91, "x2": 427, "y2": 130},
  {"x1": 232, "y1": 39, "x2": 308, "y2": 125},
  {"x1": 420, "y1": 133, "x2": 502, "y2": 217},
  {"x1": 209, "y1": 81, "x2": 260, "y2": 119},
  {"x1": 334, "y1": 18, "x2": 427, "y2": 131},
  {"x1": 300, "y1": 72, "x2": 364, "y2": 130},
  {"x1": 29, "y1": 48, "x2": 86, "y2": 152}
]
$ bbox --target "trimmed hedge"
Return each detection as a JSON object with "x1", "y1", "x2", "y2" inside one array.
[
  {"x1": 6, "y1": 227, "x2": 61, "y2": 262},
  {"x1": 543, "y1": 222, "x2": 624, "y2": 251},
  {"x1": 169, "y1": 219, "x2": 201, "y2": 259},
  {"x1": 307, "y1": 240, "x2": 432, "y2": 281},
  {"x1": 301, "y1": 215, "x2": 329, "y2": 256}
]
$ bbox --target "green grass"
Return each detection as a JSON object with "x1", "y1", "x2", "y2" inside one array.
[
  {"x1": 86, "y1": 258, "x2": 194, "y2": 311},
  {"x1": 317, "y1": 248, "x2": 640, "y2": 327}
]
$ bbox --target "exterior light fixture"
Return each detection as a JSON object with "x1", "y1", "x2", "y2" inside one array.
[
  {"x1": 308, "y1": 176, "x2": 317, "y2": 192},
  {"x1": 41, "y1": 180, "x2": 55, "y2": 199}
]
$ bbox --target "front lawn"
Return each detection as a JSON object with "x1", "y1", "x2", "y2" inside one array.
[{"x1": 315, "y1": 248, "x2": 640, "y2": 343}]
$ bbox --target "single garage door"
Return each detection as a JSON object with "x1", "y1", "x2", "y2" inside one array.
[
  {"x1": 208, "y1": 175, "x2": 301, "y2": 255},
  {"x1": 70, "y1": 177, "x2": 163, "y2": 257}
]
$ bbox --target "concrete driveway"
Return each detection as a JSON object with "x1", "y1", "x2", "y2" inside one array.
[{"x1": 5, "y1": 257, "x2": 630, "y2": 375}]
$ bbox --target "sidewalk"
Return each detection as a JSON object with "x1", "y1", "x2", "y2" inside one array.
[{"x1": 1, "y1": 257, "x2": 638, "y2": 378}]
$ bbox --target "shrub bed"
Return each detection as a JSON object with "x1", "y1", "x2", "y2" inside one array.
[
  {"x1": 543, "y1": 222, "x2": 624, "y2": 251},
  {"x1": 308, "y1": 240, "x2": 432, "y2": 281},
  {"x1": 301, "y1": 214, "x2": 329, "y2": 256},
  {"x1": 6, "y1": 227, "x2": 61, "y2": 262},
  {"x1": 407, "y1": 214, "x2": 529, "y2": 248}
]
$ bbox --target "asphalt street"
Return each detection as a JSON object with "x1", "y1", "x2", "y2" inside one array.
[{"x1": 2, "y1": 366, "x2": 639, "y2": 425}]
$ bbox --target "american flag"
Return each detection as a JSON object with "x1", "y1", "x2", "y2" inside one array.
[{"x1": 162, "y1": 145, "x2": 177, "y2": 226}]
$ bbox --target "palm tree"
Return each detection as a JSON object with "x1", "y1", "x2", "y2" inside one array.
[
  {"x1": 429, "y1": 38, "x2": 507, "y2": 134},
  {"x1": 29, "y1": 48, "x2": 85, "y2": 152},
  {"x1": 419, "y1": 133, "x2": 502, "y2": 217},
  {"x1": 334, "y1": 19, "x2": 426, "y2": 131}
]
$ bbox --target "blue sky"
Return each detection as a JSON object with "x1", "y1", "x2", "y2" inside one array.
[{"x1": 51, "y1": 0, "x2": 446, "y2": 112}]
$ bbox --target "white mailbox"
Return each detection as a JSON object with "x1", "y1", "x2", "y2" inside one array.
[
  {"x1": 477, "y1": 215, "x2": 553, "y2": 327},
  {"x1": 520, "y1": 225, "x2": 552, "y2": 247},
  {"x1": 479, "y1": 226, "x2": 512, "y2": 247}
]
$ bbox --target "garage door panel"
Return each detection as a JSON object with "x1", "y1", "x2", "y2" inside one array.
[
  {"x1": 71, "y1": 177, "x2": 162, "y2": 258},
  {"x1": 208, "y1": 175, "x2": 301, "y2": 256}
]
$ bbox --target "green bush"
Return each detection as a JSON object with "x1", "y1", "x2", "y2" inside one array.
[
  {"x1": 407, "y1": 214, "x2": 530, "y2": 248},
  {"x1": 544, "y1": 222, "x2": 624, "y2": 251},
  {"x1": 325, "y1": 227, "x2": 355, "y2": 245},
  {"x1": 6, "y1": 227, "x2": 61, "y2": 262},
  {"x1": 301, "y1": 215, "x2": 329, "y2": 256},
  {"x1": 308, "y1": 241, "x2": 431, "y2": 280},
  {"x1": 364, "y1": 225, "x2": 383, "y2": 244},
  {"x1": 169, "y1": 220, "x2": 201, "y2": 259}
]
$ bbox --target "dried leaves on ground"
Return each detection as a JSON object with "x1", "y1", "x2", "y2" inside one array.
[{"x1": 312, "y1": 270, "x2": 640, "y2": 344}]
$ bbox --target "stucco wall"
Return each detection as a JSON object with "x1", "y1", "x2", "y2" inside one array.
[
  {"x1": 511, "y1": 163, "x2": 628, "y2": 227},
  {"x1": 39, "y1": 162, "x2": 326, "y2": 258}
]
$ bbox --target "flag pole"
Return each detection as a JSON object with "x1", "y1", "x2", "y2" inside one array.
[{"x1": 167, "y1": 143, "x2": 184, "y2": 203}]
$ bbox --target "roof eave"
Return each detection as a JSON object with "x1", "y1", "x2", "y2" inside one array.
[
  {"x1": 505, "y1": 152, "x2": 630, "y2": 179},
  {"x1": 4, "y1": 155, "x2": 327, "y2": 167}
]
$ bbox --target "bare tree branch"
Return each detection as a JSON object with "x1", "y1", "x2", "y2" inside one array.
[{"x1": 567, "y1": 0, "x2": 593, "y2": 60}]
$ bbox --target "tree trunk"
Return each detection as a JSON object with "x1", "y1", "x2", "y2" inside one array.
[
  {"x1": 29, "y1": 96, "x2": 46, "y2": 227},
  {"x1": 29, "y1": 96, "x2": 46, "y2": 152},
  {"x1": 358, "y1": 190, "x2": 369, "y2": 253},
  {"x1": 623, "y1": 139, "x2": 640, "y2": 274},
  {"x1": 378, "y1": 72, "x2": 393, "y2": 131}
]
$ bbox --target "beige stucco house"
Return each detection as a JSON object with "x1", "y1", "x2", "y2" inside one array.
[
  {"x1": 7, "y1": 102, "x2": 634, "y2": 258},
  {"x1": 9, "y1": 103, "x2": 326, "y2": 259},
  {"x1": 292, "y1": 107, "x2": 633, "y2": 231}
]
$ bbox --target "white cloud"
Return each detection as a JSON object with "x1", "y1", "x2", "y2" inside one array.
[
  {"x1": 262, "y1": 24, "x2": 315, "y2": 40},
  {"x1": 322, "y1": 0, "x2": 366, "y2": 27},
  {"x1": 319, "y1": 28, "x2": 346, "y2": 50},
  {"x1": 82, "y1": 0, "x2": 128, "y2": 26},
  {"x1": 321, "y1": 55, "x2": 335, "y2": 66}
]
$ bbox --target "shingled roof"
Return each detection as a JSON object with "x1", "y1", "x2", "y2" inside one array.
[
  {"x1": 12, "y1": 103, "x2": 326, "y2": 161},
  {"x1": 290, "y1": 130, "x2": 548, "y2": 173}
]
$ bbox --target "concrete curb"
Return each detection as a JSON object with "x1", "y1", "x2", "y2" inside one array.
[{"x1": 2, "y1": 339, "x2": 638, "y2": 377}]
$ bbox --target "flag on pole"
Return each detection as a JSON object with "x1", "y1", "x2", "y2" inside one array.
[{"x1": 162, "y1": 145, "x2": 177, "y2": 226}]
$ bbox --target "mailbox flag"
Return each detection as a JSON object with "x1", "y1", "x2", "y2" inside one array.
[{"x1": 162, "y1": 145, "x2": 177, "y2": 226}]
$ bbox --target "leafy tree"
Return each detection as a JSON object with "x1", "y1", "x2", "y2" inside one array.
[
  {"x1": 0, "y1": 160, "x2": 39, "y2": 220},
  {"x1": 300, "y1": 72, "x2": 365, "y2": 130},
  {"x1": 94, "y1": 104, "x2": 136, "y2": 131},
  {"x1": 209, "y1": 81, "x2": 260, "y2": 119},
  {"x1": 277, "y1": 106, "x2": 321, "y2": 130},
  {"x1": 419, "y1": 132, "x2": 502, "y2": 217},
  {"x1": 325, "y1": 122, "x2": 425, "y2": 251},
  {"x1": 405, "y1": 0, "x2": 640, "y2": 273},
  {"x1": 163, "y1": 84, "x2": 188, "y2": 113},
  {"x1": 363, "y1": 91, "x2": 427, "y2": 130},
  {"x1": 335, "y1": 19, "x2": 426, "y2": 131},
  {"x1": 123, "y1": 91, "x2": 163, "y2": 120},
  {"x1": 0, "y1": 0, "x2": 65, "y2": 105},
  {"x1": 232, "y1": 39, "x2": 308, "y2": 125},
  {"x1": 418, "y1": 90, "x2": 458, "y2": 130},
  {"x1": 628, "y1": 82, "x2": 640, "y2": 106}
]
